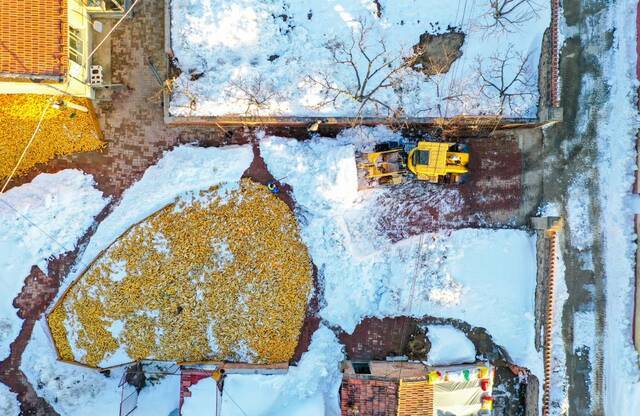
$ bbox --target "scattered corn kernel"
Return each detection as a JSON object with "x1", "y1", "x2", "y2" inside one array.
[{"x1": 48, "y1": 179, "x2": 312, "y2": 367}]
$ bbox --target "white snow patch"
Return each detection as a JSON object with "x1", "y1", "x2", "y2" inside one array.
[
  {"x1": 152, "y1": 232, "x2": 171, "y2": 255},
  {"x1": 211, "y1": 238, "x2": 234, "y2": 270},
  {"x1": 133, "y1": 375, "x2": 180, "y2": 416},
  {"x1": 108, "y1": 259, "x2": 128, "y2": 283},
  {"x1": 0, "y1": 382, "x2": 19, "y2": 416},
  {"x1": 566, "y1": 176, "x2": 593, "y2": 251},
  {"x1": 220, "y1": 325, "x2": 343, "y2": 416},
  {"x1": 182, "y1": 377, "x2": 218, "y2": 416},
  {"x1": 598, "y1": 0, "x2": 640, "y2": 412},
  {"x1": 22, "y1": 320, "x2": 179, "y2": 415},
  {"x1": 170, "y1": 0, "x2": 549, "y2": 118},
  {"x1": 425, "y1": 325, "x2": 476, "y2": 366},
  {"x1": 20, "y1": 320, "x2": 122, "y2": 416},
  {"x1": 99, "y1": 344, "x2": 132, "y2": 368},
  {"x1": 108, "y1": 320, "x2": 125, "y2": 338},
  {"x1": 260, "y1": 130, "x2": 541, "y2": 377},
  {"x1": 574, "y1": 309, "x2": 596, "y2": 351},
  {"x1": 0, "y1": 170, "x2": 108, "y2": 360}
]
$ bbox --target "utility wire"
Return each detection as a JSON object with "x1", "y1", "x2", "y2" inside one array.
[
  {"x1": 221, "y1": 389, "x2": 248, "y2": 416},
  {"x1": 87, "y1": 0, "x2": 143, "y2": 63},
  {"x1": 395, "y1": 233, "x2": 425, "y2": 381},
  {"x1": 0, "y1": 198, "x2": 73, "y2": 255}
]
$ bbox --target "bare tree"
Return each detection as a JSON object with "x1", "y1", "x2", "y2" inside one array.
[
  {"x1": 482, "y1": 0, "x2": 541, "y2": 32},
  {"x1": 415, "y1": 42, "x2": 474, "y2": 118},
  {"x1": 226, "y1": 74, "x2": 283, "y2": 116},
  {"x1": 475, "y1": 45, "x2": 536, "y2": 116},
  {"x1": 305, "y1": 19, "x2": 416, "y2": 120}
]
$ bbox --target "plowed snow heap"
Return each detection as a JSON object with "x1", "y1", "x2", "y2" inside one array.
[{"x1": 48, "y1": 179, "x2": 312, "y2": 368}]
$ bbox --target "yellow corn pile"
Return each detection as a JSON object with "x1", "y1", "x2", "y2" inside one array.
[
  {"x1": 48, "y1": 179, "x2": 313, "y2": 367},
  {"x1": 0, "y1": 94, "x2": 104, "y2": 179}
]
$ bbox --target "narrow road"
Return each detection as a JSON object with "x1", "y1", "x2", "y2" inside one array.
[{"x1": 543, "y1": 0, "x2": 616, "y2": 414}]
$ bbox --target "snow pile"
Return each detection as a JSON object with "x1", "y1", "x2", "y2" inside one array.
[
  {"x1": 220, "y1": 326, "x2": 343, "y2": 416},
  {"x1": 597, "y1": 0, "x2": 640, "y2": 413},
  {"x1": 426, "y1": 325, "x2": 476, "y2": 366},
  {"x1": 182, "y1": 378, "x2": 218, "y2": 416},
  {"x1": 566, "y1": 176, "x2": 594, "y2": 251},
  {"x1": 0, "y1": 382, "x2": 19, "y2": 416},
  {"x1": 21, "y1": 320, "x2": 121, "y2": 416},
  {"x1": 260, "y1": 129, "x2": 540, "y2": 374},
  {"x1": 59, "y1": 144, "x2": 253, "y2": 298},
  {"x1": 22, "y1": 320, "x2": 180, "y2": 416},
  {"x1": 133, "y1": 375, "x2": 180, "y2": 415},
  {"x1": 170, "y1": 0, "x2": 548, "y2": 118},
  {"x1": 0, "y1": 170, "x2": 108, "y2": 361}
]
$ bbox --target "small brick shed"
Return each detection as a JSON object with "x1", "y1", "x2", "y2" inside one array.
[{"x1": 340, "y1": 361, "x2": 494, "y2": 416}]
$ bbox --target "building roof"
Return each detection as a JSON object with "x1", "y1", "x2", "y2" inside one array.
[
  {"x1": 341, "y1": 377, "x2": 398, "y2": 416},
  {"x1": 341, "y1": 362, "x2": 495, "y2": 416},
  {"x1": 397, "y1": 379, "x2": 435, "y2": 416},
  {"x1": 0, "y1": 0, "x2": 68, "y2": 78}
]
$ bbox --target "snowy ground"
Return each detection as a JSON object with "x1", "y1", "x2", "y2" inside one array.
[
  {"x1": 170, "y1": 0, "x2": 549, "y2": 118},
  {"x1": 598, "y1": 0, "x2": 640, "y2": 413},
  {"x1": 0, "y1": 170, "x2": 108, "y2": 361},
  {"x1": 0, "y1": 381, "x2": 18, "y2": 416},
  {"x1": 20, "y1": 319, "x2": 123, "y2": 416},
  {"x1": 183, "y1": 325, "x2": 343, "y2": 416},
  {"x1": 22, "y1": 319, "x2": 183, "y2": 416},
  {"x1": 260, "y1": 126, "x2": 541, "y2": 376},
  {"x1": 425, "y1": 324, "x2": 476, "y2": 366},
  {"x1": 2, "y1": 145, "x2": 252, "y2": 416}
]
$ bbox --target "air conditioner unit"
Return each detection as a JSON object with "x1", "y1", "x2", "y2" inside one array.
[{"x1": 90, "y1": 65, "x2": 104, "y2": 85}]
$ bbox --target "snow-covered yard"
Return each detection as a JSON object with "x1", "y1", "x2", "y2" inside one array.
[
  {"x1": 260, "y1": 126, "x2": 542, "y2": 376},
  {"x1": 182, "y1": 326, "x2": 343, "y2": 416},
  {"x1": 0, "y1": 170, "x2": 108, "y2": 361},
  {"x1": 597, "y1": 0, "x2": 640, "y2": 413},
  {"x1": 1, "y1": 131, "x2": 543, "y2": 412},
  {"x1": 170, "y1": 0, "x2": 549, "y2": 119}
]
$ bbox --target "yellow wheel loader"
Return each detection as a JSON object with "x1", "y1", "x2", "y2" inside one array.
[{"x1": 356, "y1": 140, "x2": 470, "y2": 190}]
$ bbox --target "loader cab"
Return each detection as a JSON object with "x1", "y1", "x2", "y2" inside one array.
[
  {"x1": 407, "y1": 141, "x2": 469, "y2": 184},
  {"x1": 411, "y1": 149, "x2": 430, "y2": 168}
]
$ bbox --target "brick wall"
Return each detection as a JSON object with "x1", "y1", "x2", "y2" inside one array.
[{"x1": 339, "y1": 317, "x2": 414, "y2": 361}]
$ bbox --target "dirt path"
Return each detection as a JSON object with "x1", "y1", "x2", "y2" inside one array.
[{"x1": 542, "y1": 0, "x2": 615, "y2": 413}]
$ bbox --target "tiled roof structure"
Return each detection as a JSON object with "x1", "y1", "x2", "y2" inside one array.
[
  {"x1": 397, "y1": 378, "x2": 435, "y2": 416},
  {"x1": 0, "y1": 0, "x2": 68, "y2": 78},
  {"x1": 341, "y1": 377, "x2": 398, "y2": 416}
]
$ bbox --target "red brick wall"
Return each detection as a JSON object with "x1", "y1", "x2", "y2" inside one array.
[
  {"x1": 339, "y1": 317, "x2": 413, "y2": 361},
  {"x1": 0, "y1": 0, "x2": 68, "y2": 77}
]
